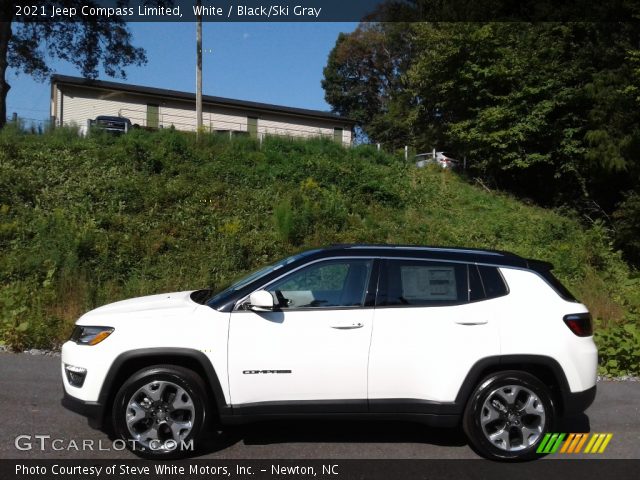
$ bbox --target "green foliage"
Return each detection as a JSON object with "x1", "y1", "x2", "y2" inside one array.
[
  {"x1": 595, "y1": 322, "x2": 640, "y2": 376},
  {"x1": 407, "y1": 23, "x2": 640, "y2": 203},
  {"x1": 323, "y1": 22, "x2": 640, "y2": 264},
  {"x1": 322, "y1": 24, "x2": 414, "y2": 146},
  {"x1": 613, "y1": 191, "x2": 640, "y2": 265},
  {"x1": 0, "y1": 128, "x2": 638, "y2": 376},
  {"x1": 1, "y1": 1, "x2": 146, "y2": 129}
]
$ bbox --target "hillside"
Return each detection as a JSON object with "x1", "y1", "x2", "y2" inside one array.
[{"x1": 0, "y1": 127, "x2": 638, "y2": 374}]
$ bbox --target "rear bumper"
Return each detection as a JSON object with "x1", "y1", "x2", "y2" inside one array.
[
  {"x1": 61, "y1": 390, "x2": 104, "y2": 429},
  {"x1": 563, "y1": 385, "x2": 597, "y2": 416}
]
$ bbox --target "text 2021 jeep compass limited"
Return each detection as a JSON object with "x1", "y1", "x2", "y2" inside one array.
[{"x1": 61, "y1": 245, "x2": 597, "y2": 460}]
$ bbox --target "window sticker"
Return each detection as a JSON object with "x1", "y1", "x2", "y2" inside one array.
[{"x1": 401, "y1": 266, "x2": 458, "y2": 301}]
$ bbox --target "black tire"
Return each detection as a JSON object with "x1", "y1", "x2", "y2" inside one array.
[
  {"x1": 112, "y1": 365, "x2": 209, "y2": 459},
  {"x1": 462, "y1": 370, "x2": 555, "y2": 461}
]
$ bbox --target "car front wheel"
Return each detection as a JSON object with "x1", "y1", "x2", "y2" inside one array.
[
  {"x1": 462, "y1": 370, "x2": 555, "y2": 461},
  {"x1": 112, "y1": 365, "x2": 208, "y2": 459}
]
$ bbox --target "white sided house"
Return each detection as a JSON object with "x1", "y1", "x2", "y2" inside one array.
[{"x1": 50, "y1": 75, "x2": 355, "y2": 145}]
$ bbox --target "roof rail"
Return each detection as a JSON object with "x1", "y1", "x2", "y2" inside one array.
[{"x1": 327, "y1": 243, "x2": 517, "y2": 257}]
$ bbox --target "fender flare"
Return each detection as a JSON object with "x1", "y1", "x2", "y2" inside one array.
[
  {"x1": 455, "y1": 354, "x2": 573, "y2": 413},
  {"x1": 98, "y1": 347, "x2": 230, "y2": 420}
]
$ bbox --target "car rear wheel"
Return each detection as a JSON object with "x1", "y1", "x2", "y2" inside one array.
[
  {"x1": 463, "y1": 370, "x2": 555, "y2": 461},
  {"x1": 112, "y1": 365, "x2": 208, "y2": 459}
]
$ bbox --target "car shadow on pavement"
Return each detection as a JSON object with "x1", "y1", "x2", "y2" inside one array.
[
  {"x1": 103, "y1": 414, "x2": 591, "y2": 458},
  {"x1": 557, "y1": 413, "x2": 591, "y2": 433},
  {"x1": 196, "y1": 420, "x2": 468, "y2": 454}
]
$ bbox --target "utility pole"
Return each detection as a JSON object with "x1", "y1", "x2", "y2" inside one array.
[{"x1": 196, "y1": 0, "x2": 203, "y2": 138}]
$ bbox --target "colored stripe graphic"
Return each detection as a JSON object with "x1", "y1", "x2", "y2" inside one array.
[
  {"x1": 584, "y1": 434, "x2": 599, "y2": 453},
  {"x1": 585, "y1": 433, "x2": 613, "y2": 454},
  {"x1": 598, "y1": 434, "x2": 613, "y2": 453},
  {"x1": 537, "y1": 433, "x2": 565, "y2": 453},
  {"x1": 537, "y1": 433, "x2": 552, "y2": 454},
  {"x1": 550, "y1": 433, "x2": 566, "y2": 453},
  {"x1": 560, "y1": 433, "x2": 575, "y2": 453},
  {"x1": 569, "y1": 433, "x2": 589, "y2": 453},
  {"x1": 537, "y1": 433, "x2": 613, "y2": 454},
  {"x1": 591, "y1": 434, "x2": 606, "y2": 453}
]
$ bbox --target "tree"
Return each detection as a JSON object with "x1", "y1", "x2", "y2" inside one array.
[
  {"x1": 407, "y1": 23, "x2": 640, "y2": 206},
  {"x1": 613, "y1": 191, "x2": 640, "y2": 265},
  {"x1": 322, "y1": 23, "x2": 414, "y2": 147},
  {"x1": 323, "y1": 20, "x2": 640, "y2": 210},
  {"x1": 0, "y1": 1, "x2": 147, "y2": 129}
]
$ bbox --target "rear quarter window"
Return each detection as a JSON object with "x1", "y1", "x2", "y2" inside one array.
[{"x1": 478, "y1": 265, "x2": 509, "y2": 299}]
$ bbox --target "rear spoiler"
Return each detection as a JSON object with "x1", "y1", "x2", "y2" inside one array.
[{"x1": 526, "y1": 259, "x2": 554, "y2": 271}]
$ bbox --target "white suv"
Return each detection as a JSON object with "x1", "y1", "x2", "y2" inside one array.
[{"x1": 61, "y1": 245, "x2": 597, "y2": 460}]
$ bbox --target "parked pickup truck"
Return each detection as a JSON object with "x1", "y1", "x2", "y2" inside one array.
[{"x1": 88, "y1": 116, "x2": 132, "y2": 134}]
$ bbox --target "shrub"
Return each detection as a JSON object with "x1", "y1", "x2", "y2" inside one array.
[
  {"x1": 0, "y1": 129, "x2": 638, "y2": 378},
  {"x1": 613, "y1": 191, "x2": 640, "y2": 266},
  {"x1": 595, "y1": 323, "x2": 640, "y2": 376}
]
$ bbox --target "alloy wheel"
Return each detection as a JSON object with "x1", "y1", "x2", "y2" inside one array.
[
  {"x1": 479, "y1": 384, "x2": 546, "y2": 452},
  {"x1": 125, "y1": 380, "x2": 195, "y2": 452}
]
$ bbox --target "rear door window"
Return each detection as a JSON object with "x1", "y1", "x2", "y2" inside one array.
[{"x1": 377, "y1": 260, "x2": 468, "y2": 306}]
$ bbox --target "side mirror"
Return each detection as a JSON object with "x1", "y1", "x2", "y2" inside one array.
[{"x1": 248, "y1": 290, "x2": 274, "y2": 312}]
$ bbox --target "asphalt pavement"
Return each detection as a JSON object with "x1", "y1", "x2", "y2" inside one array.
[{"x1": 1, "y1": 352, "x2": 638, "y2": 459}]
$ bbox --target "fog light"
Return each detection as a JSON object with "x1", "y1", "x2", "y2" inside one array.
[{"x1": 65, "y1": 364, "x2": 87, "y2": 388}]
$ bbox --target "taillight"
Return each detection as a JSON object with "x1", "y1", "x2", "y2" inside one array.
[{"x1": 563, "y1": 313, "x2": 592, "y2": 337}]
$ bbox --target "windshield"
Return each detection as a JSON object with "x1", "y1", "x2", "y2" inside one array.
[{"x1": 206, "y1": 249, "x2": 321, "y2": 305}]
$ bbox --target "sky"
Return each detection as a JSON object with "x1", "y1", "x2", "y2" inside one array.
[{"x1": 6, "y1": 22, "x2": 357, "y2": 124}]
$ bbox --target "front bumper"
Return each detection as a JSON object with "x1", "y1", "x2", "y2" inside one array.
[
  {"x1": 61, "y1": 390, "x2": 105, "y2": 429},
  {"x1": 61, "y1": 340, "x2": 114, "y2": 402}
]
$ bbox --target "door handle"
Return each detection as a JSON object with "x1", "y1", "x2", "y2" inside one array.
[
  {"x1": 455, "y1": 319, "x2": 488, "y2": 325},
  {"x1": 330, "y1": 322, "x2": 364, "y2": 329}
]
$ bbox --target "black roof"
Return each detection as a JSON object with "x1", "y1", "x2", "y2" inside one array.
[
  {"x1": 52, "y1": 74, "x2": 355, "y2": 125},
  {"x1": 311, "y1": 244, "x2": 535, "y2": 269},
  {"x1": 208, "y1": 244, "x2": 551, "y2": 311}
]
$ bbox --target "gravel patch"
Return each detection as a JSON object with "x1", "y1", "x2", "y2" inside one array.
[
  {"x1": 0, "y1": 347, "x2": 61, "y2": 357},
  {"x1": 598, "y1": 375, "x2": 640, "y2": 382},
  {"x1": 23, "y1": 348, "x2": 61, "y2": 357}
]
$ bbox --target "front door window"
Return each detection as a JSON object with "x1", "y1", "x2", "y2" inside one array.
[{"x1": 267, "y1": 259, "x2": 372, "y2": 309}]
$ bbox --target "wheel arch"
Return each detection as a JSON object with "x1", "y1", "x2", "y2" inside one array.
[
  {"x1": 98, "y1": 348, "x2": 230, "y2": 427},
  {"x1": 455, "y1": 355, "x2": 571, "y2": 415}
]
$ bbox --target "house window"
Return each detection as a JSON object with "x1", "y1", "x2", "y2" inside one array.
[
  {"x1": 247, "y1": 116, "x2": 258, "y2": 138},
  {"x1": 146, "y1": 104, "x2": 159, "y2": 129},
  {"x1": 334, "y1": 127, "x2": 343, "y2": 144}
]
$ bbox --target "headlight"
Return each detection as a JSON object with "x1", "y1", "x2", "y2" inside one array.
[{"x1": 70, "y1": 326, "x2": 114, "y2": 345}]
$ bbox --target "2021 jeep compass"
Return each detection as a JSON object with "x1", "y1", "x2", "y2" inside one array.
[{"x1": 61, "y1": 245, "x2": 597, "y2": 460}]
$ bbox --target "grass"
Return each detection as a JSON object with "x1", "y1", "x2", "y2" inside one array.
[{"x1": 0, "y1": 126, "x2": 638, "y2": 373}]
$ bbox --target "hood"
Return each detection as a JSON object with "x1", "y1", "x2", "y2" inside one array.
[{"x1": 77, "y1": 290, "x2": 199, "y2": 323}]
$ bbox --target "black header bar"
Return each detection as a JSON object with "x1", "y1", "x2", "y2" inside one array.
[
  {"x1": 6, "y1": 0, "x2": 640, "y2": 23},
  {"x1": 2, "y1": 459, "x2": 640, "y2": 480}
]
